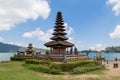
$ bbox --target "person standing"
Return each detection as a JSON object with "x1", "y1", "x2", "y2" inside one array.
[
  {"x1": 115, "y1": 57, "x2": 118, "y2": 62},
  {"x1": 113, "y1": 57, "x2": 118, "y2": 68}
]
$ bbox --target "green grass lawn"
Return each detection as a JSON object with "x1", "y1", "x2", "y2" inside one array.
[
  {"x1": 0, "y1": 61, "x2": 47, "y2": 80},
  {"x1": 0, "y1": 61, "x2": 120, "y2": 80}
]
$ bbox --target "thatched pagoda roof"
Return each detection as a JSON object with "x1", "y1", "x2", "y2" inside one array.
[
  {"x1": 51, "y1": 36, "x2": 68, "y2": 40},
  {"x1": 26, "y1": 49, "x2": 34, "y2": 52},
  {"x1": 44, "y1": 11, "x2": 74, "y2": 48},
  {"x1": 44, "y1": 41, "x2": 74, "y2": 47},
  {"x1": 53, "y1": 31, "x2": 67, "y2": 35},
  {"x1": 54, "y1": 28, "x2": 65, "y2": 31}
]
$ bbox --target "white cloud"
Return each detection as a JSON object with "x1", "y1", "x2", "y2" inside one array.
[
  {"x1": 15, "y1": 42, "x2": 27, "y2": 47},
  {"x1": 23, "y1": 22, "x2": 75, "y2": 43},
  {"x1": 64, "y1": 23, "x2": 80, "y2": 49},
  {"x1": 107, "y1": 0, "x2": 120, "y2": 16},
  {"x1": 95, "y1": 44, "x2": 103, "y2": 50},
  {"x1": 64, "y1": 22, "x2": 74, "y2": 35},
  {"x1": 0, "y1": 0, "x2": 51, "y2": 31},
  {"x1": 64, "y1": 23, "x2": 82, "y2": 50},
  {"x1": 22, "y1": 22, "x2": 76, "y2": 49},
  {"x1": 64, "y1": 22, "x2": 74, "y2": 43},
  {"x1": 8, "y1": 41, "x2": 27, "y2": 47},
  {"x1": 89, "y1": 44, "x2": 105, "y2": 50},
  {"x1": 110, "y1": 25, "x2": 120, "y2": 39},
  {"x1": 89, "y1": 46, "x2": 95, "y2": 50},
  {"x1": 74, "y1": 40, "x2": 81, "y2": 48},
  {"x1": 0, "y1": 37, "x2": 4, "y2": 42},
  {"x1": 23, "y1": 28, "x2": 52, "y2": 42},
  {"x1": 68, "y1": 37, "x2": 74, "y2": 43}
]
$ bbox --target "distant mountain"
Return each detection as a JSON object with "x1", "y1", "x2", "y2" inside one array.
[
  {"x1": 0, "y1": 42, "x2": 47, "y2": 53},
  {"x1": 18, "y1": 47, "x2": 46, "y2": 52},
  {"x1": 0, "y1": 42, "x2": 21, "y2": 52},
  {"x1": 80, "y1": 49, "x2": 94, "y2": 53}
]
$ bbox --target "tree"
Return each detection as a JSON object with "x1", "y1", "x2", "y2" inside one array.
[{"x1": 70, "y1": 47, "x2": 73, "y2": 55}]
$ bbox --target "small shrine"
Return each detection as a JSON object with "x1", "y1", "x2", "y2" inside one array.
[{"x1": 26, "y1": 43, "x2": 34, "y2": 56}]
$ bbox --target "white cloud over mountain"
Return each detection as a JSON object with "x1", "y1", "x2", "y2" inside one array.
[
  {"x1": 0, "y1": 0, "x2": 50, "y2": 31},
  {"x1": 107, "y1": 0, "x2": 120, "y2": 16},
  {"x1": 8, "y1": 41, "x2": 27, "y2": 47},
  {"x1": 110, "y1": 25, "x2": 120, "y2": 39},
  {"x1": 0, "y1": 37, "x2": 4, "y2": 42}
]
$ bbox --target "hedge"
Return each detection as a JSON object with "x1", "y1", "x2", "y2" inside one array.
[
  {"x1": 24, "y1": 62, "x2": 104, "y2": 74},
  {"x1": 71, "y1": 65, "x2": 104, "y2": 74},
  {"x1": 49, "y1": 60, "x2": 95, "y2": 71},
  {"x1": 25, "y1": 59, "x2": 52, "y2": 65},
  {"x1": 25, "y1": 59, "x2": 95, "y2": 71},
  {"x1": 10, "y1": 57, "x2": 34, "y2": 61},
  {"x1": 24, "y1": 64, "x2": 62, "y2": 74}
]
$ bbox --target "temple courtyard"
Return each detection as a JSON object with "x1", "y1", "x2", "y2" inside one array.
[{"x1": 0, "y1": 61, "x2": 120, "y2": 80}]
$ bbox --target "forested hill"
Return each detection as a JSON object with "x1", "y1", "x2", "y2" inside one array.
[
  {"x1": 0, "y1": 42, "x2": 21, "y2": 52},
  {"x1": 105, "y1": 46, "x2": 120, "y2": 53}
]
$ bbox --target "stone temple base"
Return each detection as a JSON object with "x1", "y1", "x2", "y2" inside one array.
[{"x1": 36, "y1": 54, "x2": 88, "y2": 62}]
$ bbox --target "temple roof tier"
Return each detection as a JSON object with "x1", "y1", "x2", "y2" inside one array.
[
  {"x1": 44, "y1": 41, "x2": 74, "y2": 47},
  {"x1": 51, "y1": 36, "x2": 68, "y2": 40},
  {"x1": 54, "y1": 28, "x2": 65, "y2": 31},
  {"x1": 55, "y1": 22, "x2": 64, "y2": 25},
  {"x1": 26, "y1": 49, "x2": 34, "y2": 52},
  {"x1": 53, "y1": 31, "x2": 67, "y2": 35},
  {"x1": 54, "y1": 25, "x2": 65, "y2": 28},
  {"x1": 56, "y1": 20, "x2": 64, "y2": 22}
]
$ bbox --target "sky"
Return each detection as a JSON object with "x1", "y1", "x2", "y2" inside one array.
[{"x1": 0, "y1": 0, "x2": 120, "y2": 50}]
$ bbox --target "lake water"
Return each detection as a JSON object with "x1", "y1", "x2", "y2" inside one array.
[
  {"x1": 80, "y1": 52, "x2": 120, "y2": 60},
  {"x1": 0, "y1": 53, "x2": 16, "y2": 61},
  {"x1": 0, "y1": 52, "x2": 120, "y2": 61}
]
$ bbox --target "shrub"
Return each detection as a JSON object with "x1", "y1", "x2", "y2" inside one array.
[
  {"x1": 25, "y1": 59, "x2": 51, "y2": 65},
  {"x1": 10, "y1": 57, "x2": 34, "y2": 61},
  {"x1": 24, "y1": 59, "x2": 104, "y2": 74},
  {"x1": 24, "y1": 64, "x2": 62, "y2": 74},
  {"x1": 50, "y1": 60, "x2": 94, "y2": 71},
  {"x1": 36, "y1": 65, "x2": 50, "y2": 73},
  {"x1": 27, "y1": 64, "x2": 50, "y2": 73},
  {"x1": 71, "y1": 65, "x2": 104, "y2": 74},
  {"x1": 50, "y1": 68, "x2": 62, "y2": 74}
]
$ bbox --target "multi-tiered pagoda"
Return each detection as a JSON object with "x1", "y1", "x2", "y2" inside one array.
[
  {"x1": 44, "y1": 11, "x2": 74, "y2": 56},
  {"x1": 26, "y1": 43, "x2": 34, "y2": 56}
]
